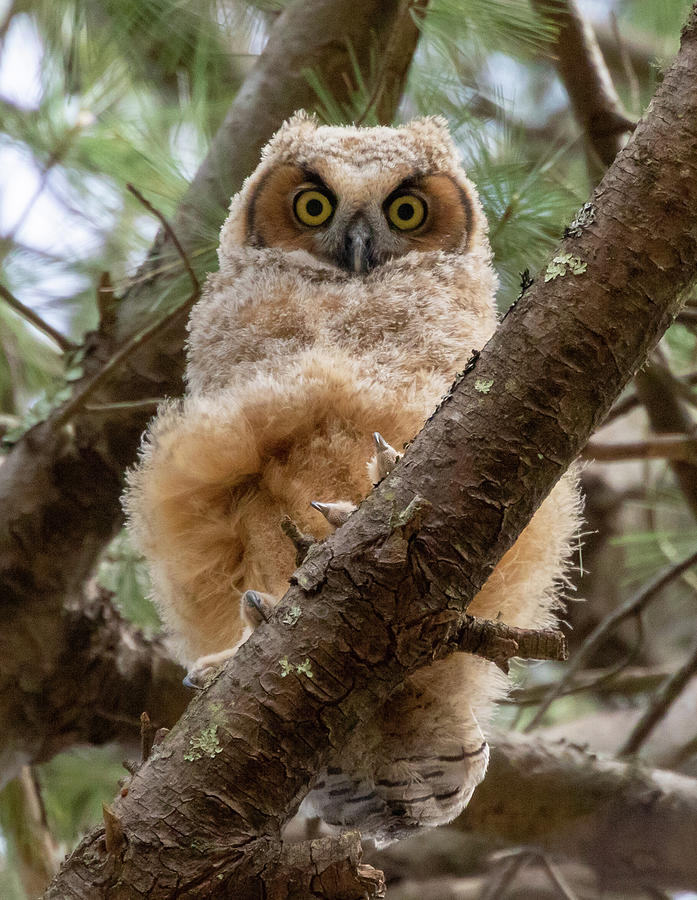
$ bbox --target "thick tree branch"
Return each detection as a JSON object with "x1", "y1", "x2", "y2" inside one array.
[
  {"x1": 0, "y1": 0, "x2": 422, "y2": 784},
  {"x1": 456, "y1": 731, "x2": 697, "y2": 892},
  {"x1": 531, "y1": 0, "x2": 635, "y2": 177},
  {"x1": 45, "y1": 8, "x2": 697, "y2": 896}
]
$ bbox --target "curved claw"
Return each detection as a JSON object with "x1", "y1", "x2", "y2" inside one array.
[
  {"x1": 310, "y1": 500, "x2": 356, "y2": 529},
  {"x1": 184, "y1": 647, "x2": 237, "y2": 690},
  {"x1": 242, "y1": 589, "x2": 270, "y2": 625},
  {"x1": 373, "y1": 432, "x2": 400, "y2": 481}
]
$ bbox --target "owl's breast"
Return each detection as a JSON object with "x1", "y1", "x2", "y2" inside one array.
[{"x1": 186, "y1": 251, "x2": 497, "y2": 396}]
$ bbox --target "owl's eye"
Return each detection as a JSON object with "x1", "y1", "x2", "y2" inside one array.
[
  {"x1": 386, "y1": 193, "x2": 427, "y2": 231},
  {"x1": 294, "y1": 188, "x2": 334, "y2": 227}
]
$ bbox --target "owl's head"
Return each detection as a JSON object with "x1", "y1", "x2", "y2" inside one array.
[{"x1": 219, "y1": 112, "x2": 488, "y2": 274}]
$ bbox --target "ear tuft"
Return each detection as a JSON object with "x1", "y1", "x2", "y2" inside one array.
[{"x1": 282, "y1": 109, "x2": 320, "y2": 131}]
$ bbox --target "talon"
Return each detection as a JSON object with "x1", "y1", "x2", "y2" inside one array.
[
  {"x1": 242, "y1": 589, "x2": 272, "y2": 627},
  {"x1": 373, "y1": 432, "x2": 400, "y2": 481},
  {"x1": 185, "y1": 647, "x2": 237, "y2": 689},
  {"x1": 310, "y1": 500, "x2": 356, "y2": 529},
  {"x1": 182, "y1": 670, "x2": 208, "y2": 690}
]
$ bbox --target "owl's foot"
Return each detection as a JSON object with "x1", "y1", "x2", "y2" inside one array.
[
  {"x1": 309, "y1": 433, "x2": 399, "y2": 531},
  {"x1": 241, "y1": 588, "x2": 276, "y2": 628},
  {"x1": 183, "y1": 589, "x2": 276, "y2": 689},
  {"x1": 310, "y1": 500, "x2": 356, "y2": 529},
  {"x1": 183, "y1": 647, "x2": 238, "y2": 689},
  {"x1": 368, "y1": 431, "x2": 400, "y2": 485}
]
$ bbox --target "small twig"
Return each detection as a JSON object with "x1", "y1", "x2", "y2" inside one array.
[
  {"x1": 478, "y1": 851, "x2": 532, "y2": 900},
  {"x1": 458, "y1": 615, "x2": 567, "y2": 674},
  {"x1": 52, "y1": 302, "x2": 191, "y2": 428},
  {"x1": 280, "y1": 515, "x2": 316, "y2": 566},
  {"x1": 619, "y1": 633, "x2": 697, "y2": 757},
  {"x1": 52, "y1": 188, "x2": 201, "y2": 427},
  {"x1": 583, "y1": 433, "x2": 697, "y2": 463},
  {"x1": 84, "y1": 398, "x2": 162, "y2": 412},
  {"x1": 140, "y1": 711, "x2": 157, "y2": 763},
  {"x1": 126, "y1": 183, "x2": 199, "y2": 298},
  {"x1": 537, "y1": 855, "x2": 580, "y2": 900},
  {"x1": 102, "y1": 804, "x2": 126, "y2": 855},
  {"x1": 506, "y1": 664, "x2": 675, "y2": 705},
  {"x1": 524, "y1": 548, "x2": 697, "y2": 731},
  {"x1": 0, "y1": 282, "x2": 77, "y2": 353}
]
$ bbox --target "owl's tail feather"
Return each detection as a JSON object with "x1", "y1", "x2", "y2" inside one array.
[
  {"x1": 305, "y1": 738, "x2": 489, "y2": 847},
  {"x1": 124, "y1": 352, "x2": 437, "y2": 663}
]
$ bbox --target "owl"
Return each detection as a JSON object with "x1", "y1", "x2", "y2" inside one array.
[{"x1": 124, "y1": 112, "x2": 580, "y2": 847}]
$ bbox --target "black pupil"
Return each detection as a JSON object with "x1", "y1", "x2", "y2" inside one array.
[
  {"x1": 306, "y1": 197, "x2": 324, "y2": 217},
  {"x1": 397, "y1": 201, "x2": 414, "y2": 221}
]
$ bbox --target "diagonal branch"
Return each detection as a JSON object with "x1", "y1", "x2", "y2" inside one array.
[
  {"x1": 531, "y1": 0, "x2": 636, "y2": 177},
  {"x1": 45, "y1": 7, "x2": 697, "y2": 896},
  {"x1": 0, "y1": 283, "x2": 77, "y2": 353}
]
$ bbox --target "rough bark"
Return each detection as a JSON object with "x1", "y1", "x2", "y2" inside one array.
[
  {"x1": 45, "y1": 7, "x2": 697, "y2": 897},
  {"x1": 0, "y1": 0, "x2": 422, "y2": 785}
]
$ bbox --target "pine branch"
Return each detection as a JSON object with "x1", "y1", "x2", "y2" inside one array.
[
  {"x1": 525, "y1": 549, "x2": 697, "y2": 731},
  {"x1": 0, "y1": 283, "x2": 77, "y2": 353},
  {"x1": 583, "y1": 434, "x2": 697, "y2": 463}
]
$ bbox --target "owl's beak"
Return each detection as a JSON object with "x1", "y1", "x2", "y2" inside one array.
[{"x1": 340, "y1": 215, "x2": 375, "y2": 274}]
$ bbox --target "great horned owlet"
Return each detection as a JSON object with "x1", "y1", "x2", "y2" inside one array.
[{"x1": 125, "y1": 112, "x2": 580, "y2": 846}]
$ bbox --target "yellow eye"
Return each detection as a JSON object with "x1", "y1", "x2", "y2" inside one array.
[
  {"x1": 386, "y1": 194, "x2": 426, "y2": 231},
  {"x1": 294, "y1": 189, "x2": 334, "y2": 227}
]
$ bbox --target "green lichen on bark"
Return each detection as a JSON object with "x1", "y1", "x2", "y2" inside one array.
[
  {"x1": 184, "y1": 725, "x2": 222, "y2": 761},
  {"x1": 282, "y1": 605, "x2": 302, "y2": 626},
  {"x1": 545, "y1": 253, "x2": 588, "y2": 281},
  {"x1": 280, "y1": 657, "x2": 313, "y2": 678}
]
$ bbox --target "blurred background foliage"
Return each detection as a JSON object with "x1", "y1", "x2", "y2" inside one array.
[{"x1": 1, "y1": 0, "x2": 696, "y2": 896}]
